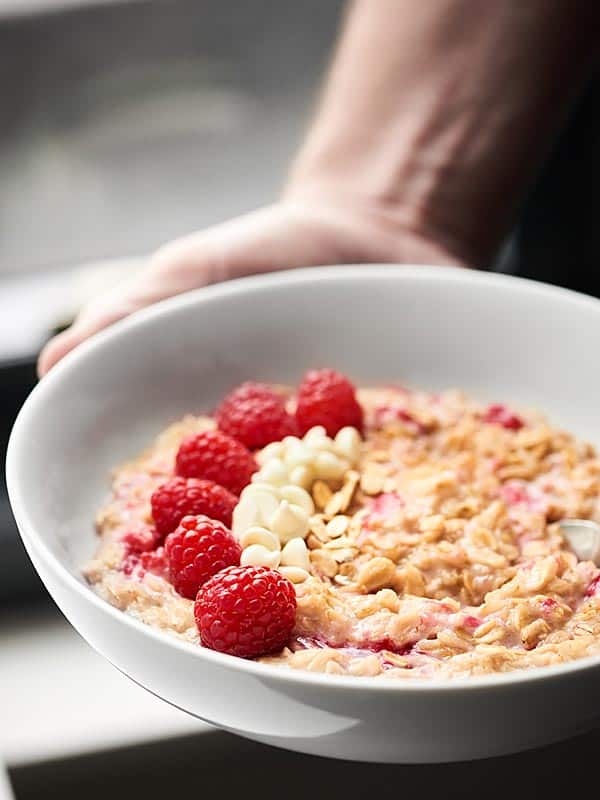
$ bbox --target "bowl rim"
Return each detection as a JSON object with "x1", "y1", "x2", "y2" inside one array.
[{"x1": 8, "y1": 263, "x2": 600, "y2": 695}]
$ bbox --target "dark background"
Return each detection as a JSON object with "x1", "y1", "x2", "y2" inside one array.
[{"x1": 8, "y1": 727, "x2": 598, "y2": 800}]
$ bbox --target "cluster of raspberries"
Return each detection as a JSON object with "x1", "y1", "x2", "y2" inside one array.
[{"x1": 121, "y1": 369, "x2": 363, "y2": 658}]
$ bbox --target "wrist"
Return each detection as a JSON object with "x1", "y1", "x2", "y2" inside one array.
[{"x1": 282, "y1": 180, "x2": 476, "y2": 269}]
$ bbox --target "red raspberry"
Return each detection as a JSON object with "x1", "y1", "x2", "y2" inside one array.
[
  {"x1": 121, "y1": 525, "x2": 161, "y2": 554},
  {"x1": 541, "y1": 598, "x2": 559, "y2": 614},
  {"x1": 151, "y1": 477, "x2": 237, "y2": 536},
  {"x1": 586, "y1": 574, "x2": 600, "y2": 597},
  {"x1": 483, "y1": 404, "x2": 524, "y2": 431},
  {"x1": 373, "y1": 406, "x2": 429, "y2": 434},
  {"x1": 499, "y1": 482, "x2": 531, "y2": 506},
  {"x1": 215, "y1": 382, "x2": 296, "y2": 449},
  {"x1": 175, "y1": 430, "x2": 256, "y2": 495},
  {"x1": 121, "y1": 553, "x2": 139, "y2": 577},
  {"x1": 164, "y1": 515, "x2": 241, "y2": 599},
  {"x1": 195, "y1": 565, "x2": 296, "y2": 658},
  {"x1": 139, "y1": 546, "x2": 168, "y2": 578},
  {"x1": 121, "y1": 546, "x2": 167, "y2": 579},
  {"x1": 295, "y1": 368, "x2": 363, "y2": 437}
]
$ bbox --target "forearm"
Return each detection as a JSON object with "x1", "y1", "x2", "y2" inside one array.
[
  {"x1": 285, "y1": 0, "x2": 598, "y2": 266},
  {"x1": 35, "y1": 0, "x2": 599, "y2": 374}
]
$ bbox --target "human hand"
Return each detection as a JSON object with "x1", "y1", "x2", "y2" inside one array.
[
  {"x1": 37, "y1": 199, "x2": 464, "y2": 376},
  {"x1": 38, "y1": 0, "x2": 593, "y2": 376}
]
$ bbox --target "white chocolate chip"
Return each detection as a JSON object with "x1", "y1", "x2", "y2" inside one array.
[
  {"x1": 254, "y1": 494, "x2": 281, "y2": 523},
  {"x1": 302, "y1": 427, "x2": 336, "y2": 452},
  {"x1": 252, "y1": 458, "x2": 289, "y2": 486},
  {"x1": 279, "y1": 566, "x2": 310, "y2": 584},
  {"x1": 280, "y1": 537, "x2": 310, "y2": 571},
  {"x1": 239, "y1": 526, "x2": 281, "y2": 551},
  {"x1": 269, "y1": 500, "x2": 310, "y2": 543},
  {"x1": 334, "y1": 426, "x2": 362, "y2": 464},
  {"x1": 279, "y1": 485, "x2": 315, "y2": 515},
  {"x1": 232, "y1": 497, "x2": 263, "y2": 537},
  {"x1": 241, "y1": 544, "x2": 281, "y2": 569},
  {"x1": 288, "y1": 465, "x2": 314, "y2": 489},
  {"x1": 282, "y1": 435, "x2": 302, "y2": 449},
  {"x1": 232, "y1": 489, "x2": 280, "y2": 536},
  {"x1": 314, "y1": 451, "x2": 348, "y2": 481},
  {"x1": 240, "y1": 485, "x2": 280, "y2": 510},
  {"x1": 255, "y1": 441, "x2": 285, "y2": 466},
  {"x1": 284, "y1": 443, "x2": 315, "y2": 469},
  {"x1": 241, "y1": 482, "x2": 280, "y2": 499},
  {"x1": 302, "y1": 425, "x2": 327, "y2": 442}
]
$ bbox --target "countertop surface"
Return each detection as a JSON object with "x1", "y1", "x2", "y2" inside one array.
[{"x1": 0, "y1": 606, "x2": 208, "y2": 767}]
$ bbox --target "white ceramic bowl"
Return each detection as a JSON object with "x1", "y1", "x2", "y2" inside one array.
[{"x1": 7, "y1": 266, "x2": 600, "y2": 763}]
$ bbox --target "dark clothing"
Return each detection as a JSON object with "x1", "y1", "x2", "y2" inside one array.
[{"x1": 500, "y1": 76, "x2": 600, "y2": 296}]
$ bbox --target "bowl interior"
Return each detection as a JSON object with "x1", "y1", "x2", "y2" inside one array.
[{"x1": 9, "y1": 266, "x2": 600, "y2": 582}]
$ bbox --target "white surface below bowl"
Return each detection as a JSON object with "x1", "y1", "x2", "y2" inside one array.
[{"x1": 7, "y1": 265, "x2": 600, "y2": 763}]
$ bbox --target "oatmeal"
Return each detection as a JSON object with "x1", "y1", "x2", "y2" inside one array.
[{"x1": 84, "y1": 374, "x2": 600, "y2": 679}]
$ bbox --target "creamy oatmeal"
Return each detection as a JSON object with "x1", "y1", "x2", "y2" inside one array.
[{"x1": 84, "y1": 383, "x2": 600, "y2": 679}]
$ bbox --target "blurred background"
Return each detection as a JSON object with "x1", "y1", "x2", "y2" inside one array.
[
  {"x1": 0, "y1": 0, "x2": 343, "y2": 598},
  {"x1": 1, "y1": 1, "x2": 599, "y2": 797},
  {"x1": 0, "y1": 0, "x2": 344, "y2": 794}
]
